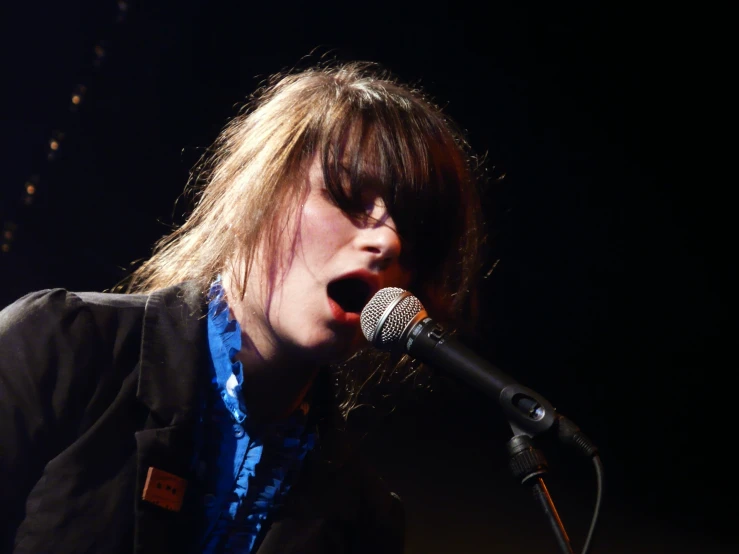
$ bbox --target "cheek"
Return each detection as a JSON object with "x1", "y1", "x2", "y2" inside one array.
[{"x1": 299, "y1": 202, "x2": 350, "y2": 253}]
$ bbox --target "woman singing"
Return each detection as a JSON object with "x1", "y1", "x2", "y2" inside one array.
[{"x1": 0, "y1": 61, "x2": 483, "y2": 553}]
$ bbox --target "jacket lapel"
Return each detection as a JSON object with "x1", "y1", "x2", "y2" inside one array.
[
  {"x1": 253, "y1": 464, "x2": 356, "y2": 554},
  {"x1": 253, "y1": 394, "x2": 362, "y2": 554},
  {"x1": 133, "y1": 283, "x2": 209, "y2": 553},
  {"x1": 134, "y1": 425, "x2": 202, "y2": 552}
]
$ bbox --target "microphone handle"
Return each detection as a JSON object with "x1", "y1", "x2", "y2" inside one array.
[{"x1": 404, "y1": 316, "x2": 559, "y2": 437}]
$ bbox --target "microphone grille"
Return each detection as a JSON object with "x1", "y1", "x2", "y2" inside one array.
[{"x1": 361, "y1": 287, "x2": 425, "y2": 350}]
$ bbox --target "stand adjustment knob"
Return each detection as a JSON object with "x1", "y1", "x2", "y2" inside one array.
[{"x1": 507, "y1": 435, "x2": 549, "y2": 484}]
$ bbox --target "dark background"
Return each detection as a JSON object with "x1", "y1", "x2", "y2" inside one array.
[{"x1": 0, "y1": 2, "x2": 730, "y2": 553}]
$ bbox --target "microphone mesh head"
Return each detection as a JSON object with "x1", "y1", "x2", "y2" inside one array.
[{"x1": 361, "y1": 287, "x2": 425, "y2": 350}]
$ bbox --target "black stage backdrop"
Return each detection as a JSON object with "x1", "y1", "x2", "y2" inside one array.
[{"x1": 0, "y1": 2, "x2": 730, "y2": 553}]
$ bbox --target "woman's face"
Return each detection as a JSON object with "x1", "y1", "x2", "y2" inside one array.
[{"x1": 229, "y1": 157, "x2": 412, "y2": 367}]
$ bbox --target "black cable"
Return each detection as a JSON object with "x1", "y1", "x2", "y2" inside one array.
[{"x1": 580, "y1": 454, "x2": 604, "y2": 554}]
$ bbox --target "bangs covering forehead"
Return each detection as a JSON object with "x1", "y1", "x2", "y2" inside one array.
[{"x1": 314, "y1": 96, "x2": 468, "y2": 279}]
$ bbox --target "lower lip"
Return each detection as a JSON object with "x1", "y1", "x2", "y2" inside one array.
[{"x1": 328, "y1": 298, "x2": 361, "y2": 325}]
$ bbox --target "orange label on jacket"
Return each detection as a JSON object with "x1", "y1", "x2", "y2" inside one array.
[{"x1": 142, "y1": 467, "x2": 187, "y2": 512}]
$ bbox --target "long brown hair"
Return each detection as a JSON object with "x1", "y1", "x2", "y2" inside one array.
[{"x1": 126, "y1": 61, "x2": 485, "y2": 417}]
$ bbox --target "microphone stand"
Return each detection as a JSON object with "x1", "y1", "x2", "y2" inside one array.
[
  {"x1": 362, "y1": 296, "x2": 599, "y2": 552},
  {"x1": 500, "y1": 385, "x2": 575, "y2": 554},
  {"x1": 507, "y1": 432, "x2": 574, "y2": 554}
]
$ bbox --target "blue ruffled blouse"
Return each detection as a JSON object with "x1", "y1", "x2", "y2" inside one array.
[{"x1": 199, "y1": 279, "x2": 316, "y2": 553}]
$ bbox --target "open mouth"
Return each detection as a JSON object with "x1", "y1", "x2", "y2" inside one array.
[{"x1": 327, "y1": 277, "x2": 372, "y2": 314}]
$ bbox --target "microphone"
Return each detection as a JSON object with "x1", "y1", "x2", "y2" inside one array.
[{"x1": 361, "y1": 287, "x2": 597, "y2": 453}]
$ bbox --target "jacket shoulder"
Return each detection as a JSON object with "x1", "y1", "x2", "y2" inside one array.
[
  {"x1": 0, "y1": 287, "x2": 149, "y2": 429},
  {"x1": 0, "y1": 288, "x2": 147, "y2": 331}
]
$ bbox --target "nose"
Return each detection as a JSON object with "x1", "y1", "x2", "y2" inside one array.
[{"x1": 357, "y1": 198, "x2": 403, "y2": 269}]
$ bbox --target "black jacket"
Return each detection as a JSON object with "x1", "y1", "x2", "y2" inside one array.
[{"x1": 0, "y1": 283, "x2": 404, "y2": 554}]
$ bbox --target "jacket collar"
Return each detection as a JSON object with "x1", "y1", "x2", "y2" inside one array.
[{"x1": 137, "y1": 281, "x2": 208, "y2": 426}]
